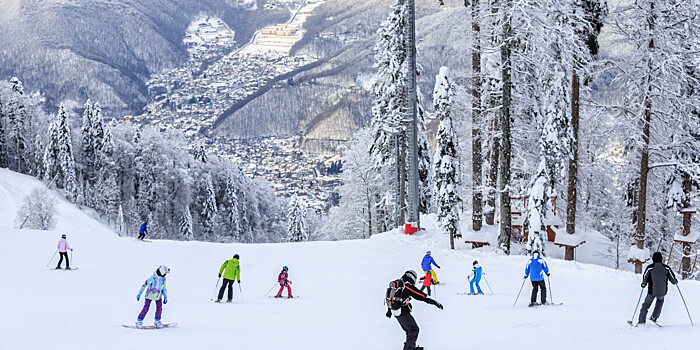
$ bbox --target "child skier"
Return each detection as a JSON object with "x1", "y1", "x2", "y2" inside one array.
[
  {"x1": 524, "y1": 251, "x2": 550, "y2": 306},
  {"x1": 275, "y1": 266, "x2": 293, "y2": 298},
  {"x1": 138, "y1": 221, "x2": 148, "y2": 240},
  {"x1": 385, "y1": 270, "x2": 443, "y2": 350},
  {"x1": 468, "y1": 260, "x2": 483, "y2": 295},
  {"x1": 421, "y1": 251, "x2": 441, "y2": 284},
  {"x1": 638, "y1": 252, "x2": 678, "y2": 325},
  {"x1": 419, "y1": 271, "x2": 433, "y2": 296},
  {"x1": 55, "y1": 234, "x2": 72, "y2": 270},
  {"x1": 135, "y1": 265, "x2": 169, "y2": 329},
  {"x1": 216, "y1": 254, "x2": 241, "y2": 303}
]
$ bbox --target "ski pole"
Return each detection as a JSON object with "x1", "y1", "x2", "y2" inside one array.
[
  {"x1": 211, "y1": 277, "x2": 221, "y2": 301},
  {"x1": 483, "y1": 275, "x2": 495, "y2": 295},
  {"x1": 265, "y1": 282, "x2": 278, "y2": 296},
  {"x1": 514, "y1": 277, "x2": 527, "y2": 306},
  {"x1": 238, "y1": 282, "x2": 244, "y2": 303},
  {"x1": 547, "y1": 275, "x2": 553, "y2": 304},
  {"x1": 677, "y1": 284, "x2": 694, "y2": 326},
  {"x1": 70, "y1": 249, "x2": 74, "y2": 268},
  {"x1": 628, "y1": 288, "x2": 644, "y2": 324},
  {"x1": 46, "y1": 250, "x2": 58, "y2": 267}
]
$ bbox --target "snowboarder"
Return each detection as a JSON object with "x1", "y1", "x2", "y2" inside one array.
[
  {"x1": 524, "y1": 251, "x2": 549, "y2": 306},
  {"x1": 421, "y1": 251, "x2": 441, "y2": 284},
  {"x1": 385, "y1": 270, "x2": 443, "y2": 350},
  {"x1": 135, "y1": 265, "x2": 169, "y2": 329},
  {"x1": 216, "y1": 254, "x2": 241, "y2": 303},
  {"x1": 638, "y1": 252, "x2": 678, "y2": 325},
  {"x1": 469, "y1": 260, "x2": 483, "y2": 295},
  {"x1": 275, "y1": 266, "x2": 293, "y2": 298},
  {"x1": 419, "y1": 271, "x2": 433, "y2": 296},
  {"x1": 55, "y1": 234, "x2": 72, "y2": 270},
  {"x1": 138, "y1": 221, "x2": 148, "y2": 240}
]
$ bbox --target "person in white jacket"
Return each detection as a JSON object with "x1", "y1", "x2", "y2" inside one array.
[{"x1": 56, "y1": 234, "x2": 72, "y2": 270}]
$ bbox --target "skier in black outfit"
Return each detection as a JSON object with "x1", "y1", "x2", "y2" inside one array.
[
  {"x1": 386, "y1": 270, "x2": 443, "y2": 350},
  {"x1": 638, "y1": 251, "x2": 678, "y2": 324}
]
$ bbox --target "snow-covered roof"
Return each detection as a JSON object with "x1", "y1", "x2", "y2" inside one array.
[
  {"x1": 628, "y1": 245, "x2": 651, "y2": 262},
  {"x1": 553, "y1": 228, "x2": 585, "y2": 247},
  {"x1": 674, "y1": 230, "x2": 700, "y2": 244}
]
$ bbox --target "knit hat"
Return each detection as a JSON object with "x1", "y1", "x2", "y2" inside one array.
[
  {"x1": 426, "y1": 250, "x2": 431, "y2": 255},
  {"x1": 233, "y1": 254, "x2": 240, "y2": 260},
  {"x1": 652, "y1": 252, "x2": 663, "y2": 263},
  {"x1": 61, "y1": 234, "x2": 66, "y2": 238},
  {"x1": 473, "y1": 260, "x2": 478, "y2": 266}
]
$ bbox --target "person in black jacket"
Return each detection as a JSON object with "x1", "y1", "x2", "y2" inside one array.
[
  {"x1": 638, "y1": 251, "x2": 678, "y2": 324},
  {"x1": 386, "y1": 270, "x2": 443, "y2": 350}
]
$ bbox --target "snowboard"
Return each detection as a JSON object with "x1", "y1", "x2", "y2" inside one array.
[{"x1": 123, "y1": 322, "x2": 177, "y2": 330}]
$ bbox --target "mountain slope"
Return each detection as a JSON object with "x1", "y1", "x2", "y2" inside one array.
[
  {"x1": 0, "y1": 169, "x2": 697, "y2": 349},
  {"x1": 0, "y1": 0, "x2": 289, "y2": 115}
]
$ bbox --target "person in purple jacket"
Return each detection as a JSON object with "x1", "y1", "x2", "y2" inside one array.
[{"x1": 55, "y1": 234, "x2": 72, "y2": 270}]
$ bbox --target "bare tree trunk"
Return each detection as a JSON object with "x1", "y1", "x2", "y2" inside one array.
[
  {"x1": 681, "y1": 172, "x2": 692, "y2": 279},
  {"x1": 565, "y1": 70, "x2": 580, "y2": 261},
  {"x1": 399, "y1": 131, "x2": 407, "y2": 224},
  {"x1": 497, "y1": 2, "x2": 513, "y2": 254},
  {"x1": 471, "y1": 0, "x2": 483, "y2": 232},
  {"x1": 485, "y1": 116, "x2": 500, "y2": 225},
  {"x1": 635, "y1": 6, "x2": 655, "y2": 274},
  {"x1": 367, "y1": 189, "x2": 372, "y2": 238}
]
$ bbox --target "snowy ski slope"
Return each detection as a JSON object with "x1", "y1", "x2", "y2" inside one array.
[{"x1": 0, "y1": 169, "x2": 697, "y2": 350}]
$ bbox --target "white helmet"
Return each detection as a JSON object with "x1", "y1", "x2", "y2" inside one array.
[
  {"x1": 402, "y1": 270, "x2": 418, "y2": 284},
  {"x1": 158, "y1": 265, "x2": 170, "y2": 275}
]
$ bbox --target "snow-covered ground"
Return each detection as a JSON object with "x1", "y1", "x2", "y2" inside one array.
[{"x1": 0, "y1": 169, "x2": 698, "y2": 349}]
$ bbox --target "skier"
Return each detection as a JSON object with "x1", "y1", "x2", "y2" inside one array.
[
  {"x1": 385, "y1": 270, "x2": 443, "y2": 350},
  {"x1": 275, "y1": 266, "x2": 293, "y2": 298},
  {"x1": 135, "y1": 265, "x2": 169, "y2": 329},
  {"x1": 638, "y1": 252, "x2": 678, "y2": 325},
  {"x1": 216, "y1": 254, "x2": 241, "y2": 303},
  {"x1": 419, "y1": 271, "x2": 433, "y2": 296},
  {"x1": 468, "y1": 260, "x2": 483, "y2": 295},
  {"x1": 138, "y1": 221, "x2": 148, "y2": 240},
  {"x1": 421, "y1": 251, "x2": 441, "y2": 284},
  {"x1": 55, "y1": 234, "x2": 72, "y2": 270},
  {"x1": 524, "y1": 250, "x2": 550, "y2": 306}
]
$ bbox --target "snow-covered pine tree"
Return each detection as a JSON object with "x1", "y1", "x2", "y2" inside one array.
[
  {"x1": 117, "y1": 204, "x2": 125, "y2": 235},
  {"x1": 33, "y1": 134, "x2": 44, "y2": 178},
  {"x1": 0, "y1": 84, "x2": 6, "y2": 169},
  {"x1": 287, "y1": 195, "x2": 308, "y2": 242},
  {"x1": 469, "y1": 0, "x2": 484, "y2": 232},
  {"x1": 81, "y1": 100, "x2": 96, "y2": 184},
  {"x1": 44, "y1": 105, "x2": 78, "y2": 199},
  {"x1": 416, "y1": 87, "x2": 433, "y2": 214},
  {"x1": 180, "y1": 205, "x2": 194, "y2": 240},
  {"x1": 6, "y1": 77, "x2": 28, "y2": 173},
  {"x1": 433, "y1": 78, "x2": 461, "y2": 249},
  {"x1": 221, "y1": 173, "x2": 241, "y2": 241},
  {"x1": 193, "y1": 142, "x2": 207, "y2": 163},
  {"x1": 200, "y1": 174, "x2": 218, "y2": 239}
]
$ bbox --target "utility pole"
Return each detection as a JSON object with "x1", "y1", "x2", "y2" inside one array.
[{"x1": 405, "y1": 0, "x2": 420, "y2": 231}]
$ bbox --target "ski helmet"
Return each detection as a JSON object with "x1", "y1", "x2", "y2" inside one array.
[
  {"x1": 61, "y1": 234, "x2": 66, "y2": 238},
  {"x1": 402, "y1": 270, "x2": 418, "y2": 285},
  {"x1": 532, "y1": 250, "x2": 540, "y2": 258},
  {"x1": 652, "y1": 252, "x2": 662, "y2": 263},
  {"x1": 233, "y1": 254, "x2": 240, "y2": 260},
  {"x1": 473, "y1": 260, "x2": 478, "y2": 266},
  {"x1": 283, "y1": 266, "x2": 288, "y2": 271},
  {"x1": 426, "y1": 250, "x2": 431, "y2": 255},
  {"x1": 158, "y1": 265, "x2": 170, "y2": 275}
]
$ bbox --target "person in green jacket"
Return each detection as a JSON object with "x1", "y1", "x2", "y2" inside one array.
[{"x1": 216, "y1": 254, "x2": 241, "y2": 303}]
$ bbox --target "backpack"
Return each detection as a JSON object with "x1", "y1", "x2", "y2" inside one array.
[{"x1": 385, "y1": 279, "x2": 409, "y2": 310}]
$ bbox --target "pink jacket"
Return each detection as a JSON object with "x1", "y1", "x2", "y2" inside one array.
[{"x1": 57, "y1": 238, "x2": 71, "y2": 253}]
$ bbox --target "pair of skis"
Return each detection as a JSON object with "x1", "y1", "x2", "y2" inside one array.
[
  {"x1": 123, "y1": 322, "x2": 177, "y2": 330},
  {"x1": 627, "y1": 320, "x2": 662, "y2": 328}
]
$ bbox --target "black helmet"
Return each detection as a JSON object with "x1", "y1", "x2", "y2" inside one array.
[
  {"x1": 233, "y1": 254, "x2": 240, "y2": 260},
  {"x1": 402, "y1": 270, "x2": 418, "y2": 285},
  {"x1": 473, "y1": 260, "x2": 478, "y2": 266},
  {"x1": 652, "y1": 252, "x2": 663, "y2": 263},
  {"x1": 283, "y1": 266, "x2": 288, "y2": 271},
  {"x1": 61, "y1": 234, "x2": 66, "y2": 238}
]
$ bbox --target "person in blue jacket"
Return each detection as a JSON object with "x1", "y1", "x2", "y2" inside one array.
[
  {"x1": 524, "y1": 251, "x2": 550, "y2": 306},
  {"x1": 468, "y1": 260, "x2": 483, "y2": 295},
  {"x1": 138, "y1": 221, "x2": 148, "y2": 240},
  {"x1": 421, "y1": 251, "x2": 440, "y2": 284}
]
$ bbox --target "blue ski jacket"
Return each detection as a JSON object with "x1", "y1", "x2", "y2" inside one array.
[
  {"x1": 421, "y1": 254, "x2": 440, "y2": 271},
  {"x1": 525, "y1": 254, "x2": 549, "y2": 282},
  {"x1": 471, "y1": 266, "x2": 482, "y2": 282},
  {"x1": 139, "y1": 223, "x2": 148, "y2": 234}
]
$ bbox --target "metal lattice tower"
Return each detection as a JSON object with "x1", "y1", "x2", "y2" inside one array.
[{"x1": 405, "y1": 0, "x2": 420, "y2": 229}]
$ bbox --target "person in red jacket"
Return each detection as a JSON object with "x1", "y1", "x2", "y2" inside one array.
[
  {"x1": 419, "y1": 271, "x2": 433, "y2": 296},
  {"x1": 275, "y1": 266, "x2": 293, "y2": 298}
]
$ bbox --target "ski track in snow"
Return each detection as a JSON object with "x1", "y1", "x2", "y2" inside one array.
[{"x1": 0, "y1": 169, "x2": 698, "y2": 349}]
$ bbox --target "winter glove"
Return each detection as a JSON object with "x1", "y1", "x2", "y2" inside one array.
[
  {"x1": 386, "y1": 309, "x2": 392, "y2": 318},
  {"x1": 523, "y1": 276, "x2": 528, "y2": 279},
  {"x1": 641, "y1": 283, "x2": 647, "y2": 288},
  {"x1": 435, "y1": 301, "x2": 444, "y2": 310},
  {"x1": 218, "y1": 274, "x2": 222, "y2": 278},
  {"x1": 547, "y1": 273, "x2": 550, "y2": 277},
  {"x1": 71, "y1": 249, "x2": 74, "y2": 251},
  {"x1": 137, "y1": 294, "x2": 141, "y2": 301},
  {"x1": 437, "y1": 266, "x2": 441, "y2": 269},
  {"x1": 164, "y1": 296, "x2": 168, "y2": 304},
  {"x1": 237, "y1": 280, "x2": 241, "y2": 283}
]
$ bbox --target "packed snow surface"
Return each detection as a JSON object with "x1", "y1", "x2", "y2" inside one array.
[{"x1": 0, "y1": 169, "x2": 698, "y2": 349}]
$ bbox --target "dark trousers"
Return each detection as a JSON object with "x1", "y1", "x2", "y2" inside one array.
[
  {"x1": 57, "y1": 252, "x2": 69, "y2": 268},
  {"x1": 396, "y1": 312, "x2": 420, "y2": 350},
  {"x1": 639, "y1": 294, "x2": 665, "y2": 323},
  {"x1": 138, "y1": 232, "x2": 146, "y2": 240},
  {"x1": 531, "y1": 280, "x2": 547, "y2": 304},
  {"x1": 419, "y1": 285, "x2": 431, "y2": 296},
  {"x1": 218, "y1": 279, "x2": 234, "y2": 301}
]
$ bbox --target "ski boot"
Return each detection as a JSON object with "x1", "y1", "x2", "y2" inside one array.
[
  {"x1": 287, "y1": 295, "x2": 294, "y2": 298},
  {"x1": 55, "y1": 266, "x2": 62, "y2": 270},
  {"x1": 65, "y1": 267, "x2": 71, "y2": 270},
  {"x1": 135, "y1": 320, "x2": 144, "y2": 329},
  {"x1": 226, "y1": 299, "x2": 233, "y2": 303},
  {"x1": 274, "y1": 295, "x2": 283, "y2": 298},
  {"x1": 528, "y1": 302, "x2": 539, "y2": 307},
  {"x1": 215, "y1": 299, "x2": 221, "y2": 303},
  {"x1": 154, "y1": 320, "x2": 163, "y2": 329}
]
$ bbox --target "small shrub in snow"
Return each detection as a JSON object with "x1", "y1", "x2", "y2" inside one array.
[{"x1": 16, "y1": 187, "x2": 57, "y2": 230}]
